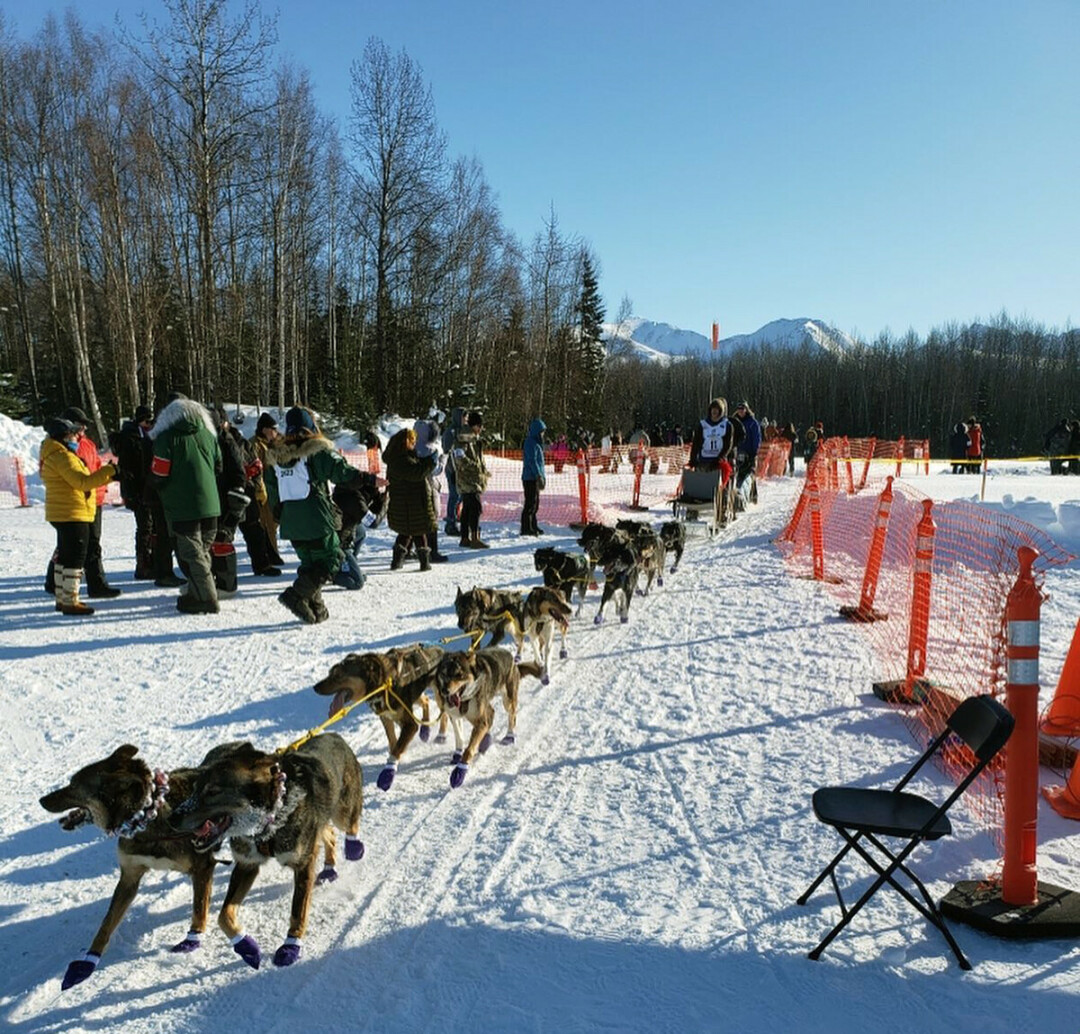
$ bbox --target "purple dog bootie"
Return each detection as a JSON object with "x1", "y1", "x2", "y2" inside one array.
[
  {"x1": 61, "y1": 951, "x2": 100, "y2": 990},
  {"x1": 376, "y1": 759, "x2": 397, "y2": 792},
  {"x1": 316, "y1": 866, "x2": 338, "y2": 884},
  {"x1": 231, "y1": 932, "x2": 261, "y2": 969},
  {"x1": 345, "y1": 835, "x2": 365, "y2": 861},
  {"x1": 273, "y1": 937, "x2": 302, "y2": 967},
  {"x1": 169, "y1": 931, "x2": 202, "y2": 953},
  {"x1": 478, "y1": 733, "x2": 492, "y2": 754},
  {"x1": 450, "y1": 761, "x2": 469, "y2": 788}
]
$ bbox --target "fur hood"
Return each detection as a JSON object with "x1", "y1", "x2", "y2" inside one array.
[
  {"x1": 266, "y1": 434, "x2": 335, "y2": 467},
  {"x1": 707, "y1": 398, "x2": 727, "y2": 420},
  {"x1": 149, "y1": 398, "x2": 216, "y2": 440}
]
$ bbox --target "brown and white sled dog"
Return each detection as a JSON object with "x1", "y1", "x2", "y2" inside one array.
[
  {"x1": 519, "y1": 585, "x2": 572, "y2": 684},
  {"x1": 434, "y1": 648, "x2": 543, "y2": 788},
  {"x1": 173, "y1": 733, "x2": 363, "y2": 970},
  {"x1": 39, "y1": 744, "x2": 222, "y2": 990},
  {"x1": 313, "y1": 643, "x2": 445, "y2": 791},
  {"x1": 455, "y1": 586, "x2": 525, "y2": 647}
]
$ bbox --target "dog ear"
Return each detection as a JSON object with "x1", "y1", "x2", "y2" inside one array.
[
  {"x1": 456, "y1": 586, "x2": 462, "y2": 599},
  {"x1": 109, "y1": 744, "x2": 140, "y2": 762}
]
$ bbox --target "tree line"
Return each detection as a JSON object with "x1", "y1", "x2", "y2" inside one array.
[{"x1": 0, "y1": 2, "x2": 1074, "y2": 459}]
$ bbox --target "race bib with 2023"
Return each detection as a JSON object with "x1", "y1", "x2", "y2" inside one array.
[{"x1": 275, "y1": 461, "x2": 311, "y2": 502}]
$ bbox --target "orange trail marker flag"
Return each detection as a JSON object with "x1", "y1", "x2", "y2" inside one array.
[{"x1": 711, "y1": 322, "x2": 719, "y2": 350}]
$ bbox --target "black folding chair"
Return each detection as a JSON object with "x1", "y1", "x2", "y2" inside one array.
[{"x1": 796, "y1": 694, "x2": 1014, "y2": 969}]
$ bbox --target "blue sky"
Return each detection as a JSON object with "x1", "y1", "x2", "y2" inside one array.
[{"x1": 23, "y1": 0, "x2": 1080, "y2": 340}]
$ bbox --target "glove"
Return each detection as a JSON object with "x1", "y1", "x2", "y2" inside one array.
[
  {"x1": 226, "y1": 488, "x2": 250, "y2": 520},
  {"x1": 244, "y1": 457, "x2": 263, "y2": 479},
  {"x1": 537, "y1": 475, "x2": 546, "y2": 491}
]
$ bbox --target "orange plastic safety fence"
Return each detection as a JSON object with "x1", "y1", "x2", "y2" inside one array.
[
  {"x1": 0, "y1": 454, "x2": 28, "y2": 506},
  {"x1": 777, "y1": 439, "x2": 1074, "y2": 859}
]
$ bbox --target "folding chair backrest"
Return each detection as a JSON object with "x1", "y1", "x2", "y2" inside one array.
[
  {"x1": 946, "y1": 695, "x2": 1015, "y2": 762},
  {"x1": 680, "y1": 469, "x2": 720, "y2": 501}
]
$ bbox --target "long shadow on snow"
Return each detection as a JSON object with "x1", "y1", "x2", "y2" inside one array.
[{"x1": 5, "y1": 914, "x2": 1076, "y2": 1034}]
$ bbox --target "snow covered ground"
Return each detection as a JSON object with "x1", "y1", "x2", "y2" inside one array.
[{"x1": 3, "y1": 434, "x2": 1080, "y2": 1033}]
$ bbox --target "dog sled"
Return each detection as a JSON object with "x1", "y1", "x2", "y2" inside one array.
[{"x1": 671, "y1": 468, "x2": 732, "y2": 536}]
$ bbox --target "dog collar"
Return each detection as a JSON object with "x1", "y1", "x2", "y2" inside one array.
[{"x1": 114, "y1": 769, "x2": 169, "y2": 838}]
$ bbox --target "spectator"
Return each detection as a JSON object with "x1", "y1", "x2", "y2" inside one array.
[
  {"x1": 441, "y1": 407, "x2": 465, "y2": 536},
  {"x1": 948, "y1": 422, "x2": 970, "y2": 474},
  {"x1": 110, "y1": 405, "x2": 156, "y2": 579},
  {"x1": 44, "y1": 406, "x2": 121, "y2": 599},
  {"x1": 520, "y1": 417, "x2": 546, "y2": 536},
  {"x1": 551, "y1": 433, "x2": 570, "y2": 474},
  {"x1": 780, "y1": 422, "x2": 798, "y2": 475},
  {"x1": 1069, "y1": 420, "x2": 1080, "y2": 476},
  {"x1": 803, "y1": 427, "x2": 820, "y2": 469},
  {"x1": 265, "y1": 406, "x2": 364, "y2": 623},
  {"x1": 965, "y1": 415, "x2": 983, "y2": 468},
  {"x1": 40, "y1": 417, "x2": 117, "y2": 616},
  {"x1": 150, "y1": 394, "x2": 223, "y2": 615},
  {"x1": 414, "y1": 417, "x2": 449, "y2": 562},
  {"x1": 452, "y1": 410, "x2": 490, "y2": 548},
  {"x1": 383, "y1": 426, "x2": 438, "y2": 571},
  {"x1": 1045, "y1": 418, "x2": 1071, "y2": 475},
  {"x1": 251, "y1": 412, "x2": 286, "y2": 567}
]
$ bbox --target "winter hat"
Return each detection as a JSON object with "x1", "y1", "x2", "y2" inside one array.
[
  {"x1": 256, "y1": 412, "x2": 278, "y2": 433},
  {"x1": 285, "y1": 406, "x2": 316, "y2": 435},
  {"x1": 61, "y1": 406, "x2": 89, "y2": 426},
  {"x1": 134, "y1": 405, "x2": 153, "y2": 424},
  {"x1": 210, "y1": 406, "x2": 229, "y2": 430},
  {"x1": 466, "y1": 410, "x2": 484, "y2": 428},
  {"x1": 45, "y1": 417, "x2": 79, "y2": 440}
]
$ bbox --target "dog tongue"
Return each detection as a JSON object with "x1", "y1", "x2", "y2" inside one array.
[
  {"x1": 192, "y1": 818, "x2": 218, "y2": 840},
  {"x1": 329, "y1": 690, "x2": 349, "y2": 718}
]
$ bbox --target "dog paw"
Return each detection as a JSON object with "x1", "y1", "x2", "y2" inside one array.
[
  {"x1": 559, "y1": 648, "x2": 568, "y2": 660},
  {"x1": 61, "y1": 954, "x2": 100, "y2": 990},
  {"x1": 435, "y1": 733, "x2": 447, "y2": 745},
  {"x1": 541, "y1": 673, "x2": 550, "y2": 686},
  {"x1": 316, "y1": 866, "x2": 338, "y2": 884},
  {"x1": 272, "y1": 939, "x2": 302, "y2": 967},
  {"x1": 169, "y1": 935, "x2": 201, "y2": 954},
  {"x1": 657, "y1": 576, "x2": 664, "y2": 587},
  {"x1": 345, "y1": 836, "x2": 365, "y2": 861},
  {"x1": 593, "y1": 614, "x2": 604, "y2": 625},
  {"x1": 478, "y1": 733, "x2": 492, "y2": 753},
  {"x1": 450, "y1": 762, "x2": 469, "y2": 788},
  {"x1": 376, "y1": 765, "x2": 397, "y2": 791},
  {"x1": 232, "y1": 934, "x2": 261, "y2": 970},
  {"x1": 501, "y1": 732, "x2": 516, "y2": 746},
  {"x1": 418, "y1": 725, "x2": 430, "y2": 742},
  {"x1": 620, "y1": 615, "x2": 629, "y2": 624}
]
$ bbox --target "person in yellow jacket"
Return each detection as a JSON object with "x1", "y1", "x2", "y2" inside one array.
[{"x1": 40, "y1": 417, "x2": 117, "y2": 616}]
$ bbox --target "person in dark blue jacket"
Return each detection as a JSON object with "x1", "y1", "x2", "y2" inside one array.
[
  {"x1": 733, "y1": 401, "x2": 760, "y2": 491},
  {"x1": 520, "y1": 417, "x2": 547, "y2": 536}
]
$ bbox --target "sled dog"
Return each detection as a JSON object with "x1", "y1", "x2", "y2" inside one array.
[
  {"x1": 454, "y1": 586, "x2": 524, "y2": 647},
  {"x1": 533, "y1": 546, "x2": 592, "y2": 615},
  {"x1": 174, "y1": 733, "x2": 363, "y2": 970}
]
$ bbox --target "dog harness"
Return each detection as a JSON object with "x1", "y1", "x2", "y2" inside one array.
[{"x1": 114, "y1": 769, "x2": 170, "y2": 838}]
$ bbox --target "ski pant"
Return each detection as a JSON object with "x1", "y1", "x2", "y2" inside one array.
[{"x1": 170, "y1": 516, "x2": 219, "y2": 604}]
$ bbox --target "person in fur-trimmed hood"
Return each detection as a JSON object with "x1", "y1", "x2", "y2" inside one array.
[
  {"x1": 264, "y1": 406, "x2": 363, "y2": 624},
  {"x1": 383, "y1": 425, "x2": 438, "y2": 571},
  {"x1": 689, "y1": 397, "x2": 738, "y2": 476},
  {"x1": 150, "y1": 394, "x2": 222, "y2": 614}
]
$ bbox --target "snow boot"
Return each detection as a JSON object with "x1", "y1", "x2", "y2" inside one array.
[
  {"x1": 44, "y1": 551, "x2": 59, "y2": 594},
  {"x1": 390, "y1": 543, "x2": 407, "y2": 570},
  {"x1": 85, "y1": 556, "x2": 121, "y2": 598},
  {"x1": 278, "y1": 587, "x2": 317, "y2": 624},
  {"x1": 427, "y1": 531, "x2": 449, "y2": 563},
  {"x1": 417, "y1": 547, "x2": 431, "y2": 572},
  {"x1": 58, "y1": 567, "x2": 95, "y2": 617}
]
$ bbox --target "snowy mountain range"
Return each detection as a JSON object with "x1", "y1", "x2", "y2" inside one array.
[{"x1": 601, "y1": 317, "x2": 856, "y2": 362}]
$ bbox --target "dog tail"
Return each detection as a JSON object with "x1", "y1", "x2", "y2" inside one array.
[{"x1": 516, "y1": 661, "x2": 544, "y2": 682}]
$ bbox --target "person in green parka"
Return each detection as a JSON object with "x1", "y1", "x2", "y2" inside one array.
[
  {"x1": 264, "y1": 406, "x2": 363, "y2": 624},
  {"x1": 150, "y1": 394, "x2": 223, "y2": 614}
]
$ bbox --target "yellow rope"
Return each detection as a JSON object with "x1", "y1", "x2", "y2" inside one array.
[{"x1": 276, "y1": 678, "x2": 393, "y2": 754}]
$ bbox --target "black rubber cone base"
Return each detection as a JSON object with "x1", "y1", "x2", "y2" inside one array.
[{"x1": 941, "y1": 880, "x2": 1080, "y2": 940}]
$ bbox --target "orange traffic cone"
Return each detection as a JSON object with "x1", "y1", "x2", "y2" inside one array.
[
  {"x1": 1043, "y1": 756, "x2": 1080, "y2": 820},
  {"x1": 1040, "y1": 617, "x2": 1080, "y2": 737}
]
